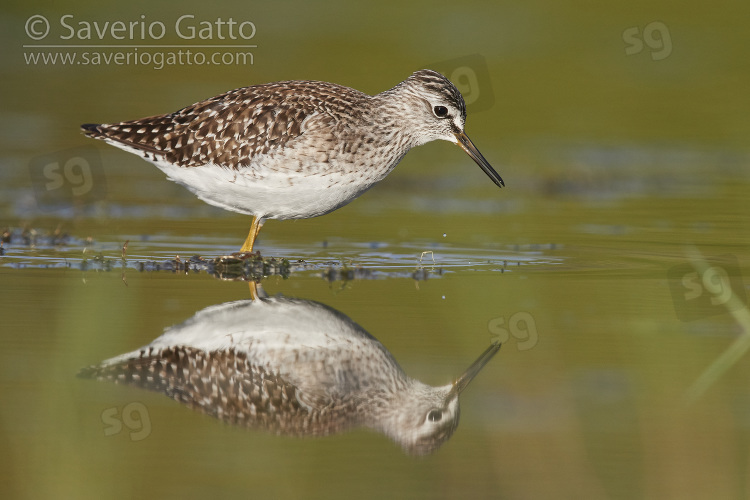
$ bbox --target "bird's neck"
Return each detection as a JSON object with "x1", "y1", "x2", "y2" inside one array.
[{"x1": 365, "y1": 92, "x2": 425, "y2": 151}]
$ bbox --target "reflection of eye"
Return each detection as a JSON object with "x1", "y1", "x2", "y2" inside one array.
[
  {"x1": 427, "y1": 409, "x2": 443, "y2": 422},
  {"x1": 433, "y1": 106, "x2": 449, "y2": 118}
]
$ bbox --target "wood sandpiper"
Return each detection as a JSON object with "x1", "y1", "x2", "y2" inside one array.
[
  {"x1": 78, "y1": 292, "x2": 501, "y2": 455},
  {"x1": 82, "y1": 70, "x2": 504, "y2": 253}
]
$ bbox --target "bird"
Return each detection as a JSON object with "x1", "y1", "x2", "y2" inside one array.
[
  {"x1": 81, "y1": 69, "x2": 504, "y2": 253},
  {"x1": 78, "y1": 290, "x2": 501, "y2": 455}
]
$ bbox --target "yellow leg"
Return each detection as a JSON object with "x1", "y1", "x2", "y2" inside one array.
[
  {"x1": 240, "y1": 217, "x2": 265, "y2": 253},
  {"x1": 248, "y1": 280, "x2": 267, "y2": 301}
]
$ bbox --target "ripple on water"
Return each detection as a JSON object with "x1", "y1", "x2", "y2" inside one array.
[{"x1": 0, "y1": 228, "x2": 563, "y2": 279}]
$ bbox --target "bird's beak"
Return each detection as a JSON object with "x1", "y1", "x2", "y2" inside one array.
[
  {"x1": 447, "y1": 342, "x2": 501, "y2": 401},
  {"x1": 454, "y1": 132, "x2": 505, "y2": 188}
]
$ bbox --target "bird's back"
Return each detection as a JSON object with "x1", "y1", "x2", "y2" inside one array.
[
  {"x1": 77, "y1": 297, "x2": 409, "y2": 437},
  {"x1": 82, "y1": 79, "x2": 371, "y2": 170}
]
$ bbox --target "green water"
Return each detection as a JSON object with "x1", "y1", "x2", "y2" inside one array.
[{"x1": 2, "y1": 1, "x2": 750, "y2": 499}]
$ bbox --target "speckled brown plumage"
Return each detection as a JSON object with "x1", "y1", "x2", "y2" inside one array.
[
  {"x1": 83, "y1": 80, "x2": 370, "y2": 169},
  {"x1": 79, "y1": 345, "x2": 361, "y2": 436},
  {"x1": 81, "y1": 70, "x2": 503, "y2": 251},
  {"x1": 77, "y1": 295, "x2": 502, "y2": 454}
]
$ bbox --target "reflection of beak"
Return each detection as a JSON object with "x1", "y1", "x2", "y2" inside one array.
[
  {"x1": 454, "y1": 132, "x2": 505, "y2": 188},
  {"x1": 447, "y1": 342, "x2": 501, "y2": 401}
]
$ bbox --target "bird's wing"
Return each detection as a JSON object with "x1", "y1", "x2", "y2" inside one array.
[
  {"x1": 78, "y1": 346, "x2": 357, "y2": 436},
  {"x1": 81, "y1": 80, "x2": 368, "y2": 169}
]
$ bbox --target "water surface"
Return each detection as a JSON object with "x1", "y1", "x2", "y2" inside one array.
[{"x1": 2, "y1": 1, "x2": 750, "y2": 499}]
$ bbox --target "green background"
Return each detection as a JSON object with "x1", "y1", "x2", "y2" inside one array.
[{"x1": 2, "y1": 1, "x2": 750, "y2": 499}]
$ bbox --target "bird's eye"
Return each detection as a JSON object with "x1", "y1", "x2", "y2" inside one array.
[
  {"x1": 427, "y1": 409, "x2": 443, "y2": 422},
  {"x1": 433, "y1": 106, "x2": 449, "y2": 118}
]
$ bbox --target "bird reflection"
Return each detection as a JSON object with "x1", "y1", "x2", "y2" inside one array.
[{"x1": 79, "y1": 289, "x2": 500, "y2": 455}]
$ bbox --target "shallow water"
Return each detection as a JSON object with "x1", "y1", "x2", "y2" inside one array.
[
  {"x1": 3, "y1": 1, "x2": 750, "y2": 499},
  {"x1": 3, "y1": 179, "x2": 749, "y2": 499}
]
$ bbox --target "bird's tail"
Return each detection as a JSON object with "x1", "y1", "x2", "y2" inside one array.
[
  {"x1": 79, "y1": 122, "x2": 165, "y2": 156},
  {"x1": 80, "y1": 123, "x2": 105, "y2": 139}
]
